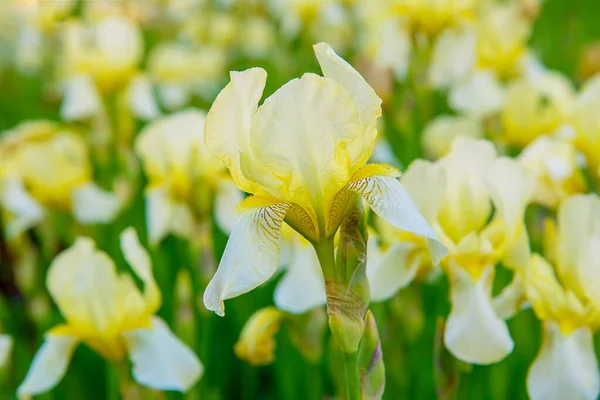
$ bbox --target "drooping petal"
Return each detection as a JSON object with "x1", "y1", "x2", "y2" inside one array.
[
  {"x1": 347, "y1": 164, "x2": 448, "y2": 266},
  {"x1": 17, "y1": 332, "x2": 79, "y2": 398},
  {"x1": 203, "y1": 197, "x2": 291, "y2": 316},
  {"x1": 204, "y1": 68, "x2": 268, "y2": 194},
  {"x1": 214, "y1": 180, "x2": 245, "y2": 234},
  {"x1": 249, "y1": 73, "x2": 361, "y2": 219},
  {"x1": 60, "y1": 75, "x2": 102, "y2": 121},
  {"x1": 71, "y1": 182, "x2": 121, "y2": 224},
  {"x1": 274, "y1": 239, "x2": 325, "y2": 314},
  {"x1": 444, "y1": 264, "x2": 514, "y2": 364},
  {"x1": 493, "y1": 275, "x2": 529, "y2": 320},
  {"x1": 124, "y1": 317, "x2": 203, "y2": 392},
  {"x1": 145, "y1": 187, "x2": 194, "y2": 245},
  {"x1": 1, "y1": 177, "x2": 45, "y2": 238},
  {"x1": 527, "y1": 322, "x2": 599, "y2": 400},
  {"x1": 120, "y1": 227, "x2": 161, "y2": 314},
  {"x1": 367, "y1": 241, "x2": 421, "y2": 302},
  {"x1": 0, "y1": 334, "x2": 13, "y2": 367}
]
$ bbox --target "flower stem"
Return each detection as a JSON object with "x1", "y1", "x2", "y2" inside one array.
[{"x1": 344, "y1": 350, "x2": 361, "y2": 400}]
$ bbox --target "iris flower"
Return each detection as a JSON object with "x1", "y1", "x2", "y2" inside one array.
[
  {"x1": 17, "y1": 228, "x2": 202, "y2": 397},
  {"x1": 202, "y1": 42, "x2": 446, "y2": 316},
  {"x1": 524, "y1": 194, "x2": 600, "y2": 400}
]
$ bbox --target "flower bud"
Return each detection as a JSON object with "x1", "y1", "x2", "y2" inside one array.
[{"x1": 359, "y1": 311, "x2": 385, "y2": 399}]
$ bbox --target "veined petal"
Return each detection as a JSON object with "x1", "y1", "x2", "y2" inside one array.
[
  {"x1": 203, "y1": 197, "x2": 291, "y2": 316},
  {"x1": 367, "y1": 241, "x2": 421, "y2": 302},
  {"x1": 17, "y1": 332, "x2": 79, "y2": 398},
  {"x1": 444, "y1": 264, "x2": 514, "y2": 364},
  {"x1": 1, "y1": 177, "x2": 45, "y2": 238},
  {"x1": 0, "y1": 334, "x2": 13, "y2": 367},
  {"x1": 120, "y1": 227, "x2": 161, "y2": 314},
  {"x1": 124, "y1": 317, "x2": 203, "y2": 392},
  {"x1": 214, "y1": 180, "x2": 245, "y2": 234},
  {"x1": 274, "y1": 239, "x2": 325, "y2": 314},
  {"x1": 72, "y1": 182, "x2": 121, "y2": 224},
  {"x1": 60, "y1": 75, "x2": 101, "y2": 121},
  {"x1": 145, "y1": 187, "x2": 193, "y2": 245},
  {"x1": 527, "y1": 322, "x2": 599, "y2": 400},
  {"x1": 204, "y1": 68, "x2": 267, "y2": 194},
  {"x1": 347, "y1": 164, "x2": 448, "y2": 266}
]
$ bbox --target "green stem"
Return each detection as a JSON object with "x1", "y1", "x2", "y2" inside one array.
[
  {"x1": 312, "y1": 237, "x2": 336, "y2": 280},
  {"x1": 343, "y1": 351, "x2": 361, "y2": 400}
]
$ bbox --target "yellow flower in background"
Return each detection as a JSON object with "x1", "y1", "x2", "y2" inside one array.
[
  {"x1": 235, "y1": 307, "x2": 286, "y2": 366},
  {"x1": 502, "y1": 72, "x2": 576, "y2": 148},
  {"x1": 0, "y1": 121, "x2": 120, "y2": 238},
  {"x1": 398, "y1": 137, "x2": 533, "y2": 364},
  {"x1": 573, "y1": 74, "x2": 600, "y2": 179},
  {"x1": 13, "y1": 0, "x2": 77, "y2": 32},
  {"x1": 524, "y1": 194, "x2": 600, "y2": 400},
  {"x1": 135, "y1": 108, "x2": 242, "y2": 245},
  {"x1": 17, "y1": 228, "x2": 203, "y2": 397},
  {"x1": 391, "y1": 0, "x2": 480, "y2": 36},
  {"x1": 519, "y1": 136, "x2": 586, "y2": 208},
  {"x1": 421, "y1": 115, "x2": 483, "y2": 160},
  {"x1": 203, "y1": 42, "x2": 446, "y2": 316}
]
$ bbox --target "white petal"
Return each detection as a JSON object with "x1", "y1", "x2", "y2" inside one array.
[
  {"x1": 214, "y1": 180, "x2": 245, "y2": 234},
  {"x1": 145, "y1": 188, "x2": 193, "y2": 245},
  {"x1": 493, "y1": 276, "x2": 529, "y2": 320},
  {"x1": 444, "y1": 264, "x2": 514, "y2": 364},
  {"x1": 17, "y1": 333, "x2": 79, "y2": 397},
  {"x1": 348, "y1": 174, "x2": 448, "y2": 266},
  {"x1": 203, "y1": 200, "x2": 291, "y2": 316},
  {"x1": 72, "y1": 182, "x2": 121, "y2": 224},
  {"x1": 527, "y1": 322, "x2": 599, "y2": 400},
  {"x1": 367, "y1": 241, "x2": 420, "y2": 302},
  {"x1": 449, "y1": 70, "x2": 505, "y2": 117},
  {"x1": 124, "y1": 317, "x2": 203, "y2": 392},
  {"x1": 0, "y1": 334, "x2": 13, "y2": 367},
  {"x1": 429, "y1": 28, "x2": 476, "y2": 89},
  {"x1": 274, "y1": 240, "x2": 325, "y2": 314},
  {"x1": 157, "y1": 84, "x2": 190, "y2": 110},
  {"x1": 1, "y1": 178, "x2": 45, "y2": 238},
  {"x1": 60, "y1": 75, "x2": 102, "y2": 121},
  {"x1": 128, "y1": 75, "x2": 161, "y2": 121}
]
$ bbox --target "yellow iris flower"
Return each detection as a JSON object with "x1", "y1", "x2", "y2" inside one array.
[
  {"x1": 394, "y1": 137, "x2": 533, "y2": 364},
  {"x1": 135, "y1": 108, "x2": 242, "y2": 245},
  {"x1": 202, "y1": 42, "x2": 446, "y2": 316},
  {"x1": 524, "y1": 194, "x2": 600, "y2": 400},
  {"x1": 0, "y1": 121, "x2": 120, "y2": 238},
  {"x1": 391, "y1": 0, "x2": 479, "y2": 36},
  {"x1": 17, "y1": 228, "x2": 203, "y2": 397}
]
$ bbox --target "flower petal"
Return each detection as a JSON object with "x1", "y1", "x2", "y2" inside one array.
[
  {"x1": 17, "y1": 333, "x2": 79, "y2": 398},
  {"x1": 60, "y1": 75, "x2": 102, "y2": 121},
  {"x1": 204, "y1": 68, "x2": 267, "y2": 194},
  {"x1": 234, "y1": 307, "x2": 285, "y2": 365},
  {"x1": 444, "y1": 264, "x2": 514, "y2": 364},
  {"x1": 72, "y1": 182, "x2": 121, "y2": 224},
  {"x1": 203, "y1": 197, "x2": 291, "y2": 316},
  {"x1": 347, "y1": 164, "x2": 448, "y2": 266},
  {"x1": 145, "y1": 187, "x2": 193, "y2": 245},
  {"x1": 128, "y1": 74, "x2": 161, "y2": 121},
  {"x1": 274, "y1": 239, "x2": 325, "y2": 314},
  {"x1": 367, "y1": 241, "x2": 420, "y2": 302},
  {"x1": 124, "y1": 317, "x2": 203, "y2": 392},
  {"x1": 120, "y1": 227, "x2": 161, "y2": 314},
  {"x1": 527, "y1": 322, "x2": 599, "y2": 400},
  {"x1": 1, "y1": 177, "x2": 45, "y2": 238},
  {"x1": 449, "y1": 70, "x2": 504, "y2": 117},
  {"x1": 214, "y1": 180, "x2": 245, "y2": 234}
]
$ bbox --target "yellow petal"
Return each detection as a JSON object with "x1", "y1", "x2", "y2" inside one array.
[
  {"x1": 124, "y1": 317, "x2": 203, "y2": 392},
  {"x1": 444, "y1": 264, "x2": 514, "y2": 364},
  {"x1": 203, "y1": 197, "x2": 291, "y2": 316},
  {"x1": 527, "y1": 322, "x2": 599, "y2": 400},
  {"x1": 234, "y1": 307, "x2": 285, "y2": 366},
  {"x1": 17, "y1": 332, "x2": 79, "y2": 398},
  {"x1": 120, "y1": 227, "x2": 161, "y2": 314},
  {"x1": 347, "y1": 163, "x2": 448, "y2": 266},
  {"x1": 204, "y1": 68, "x2": 268, "y2": 194}
]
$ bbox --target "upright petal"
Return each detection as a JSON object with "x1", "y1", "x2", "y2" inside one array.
[
  {"x1": 17, "y1": 332, "x2": 79, "y2": 398},
  {"x1": 347, "y1": 164, "x2": 448, "y2": 266},
  {"x1": 124, "y1": 317, "x2": 203, "y2": 392},
  {"x1": 120, "y1": 228, "x2": 161, "y2": 314},
  {"x1": 204, "y1": 68, "x2": 267, "y2": 194},
  {"x1": 274, "y1": 239, "x2": 326, "y2": 314},
  {"x1": 527, "y1": 322, "x2": 599, "y2": 400},
  {"x1": 72, "y1": 182, "x2": 121, "y2": 224},
  {"x1": 444, "y1": 264, "x2": 514, "y2": 364},
  {"x1": 203, "y1": 197, "x2": 291, "y2": 316}
]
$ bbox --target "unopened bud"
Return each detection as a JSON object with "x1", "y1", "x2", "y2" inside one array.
[
  {"x1": 359, "y1": 311, "x2": 385, "y2": 399},
  {"x1": 234, "y1": 307, "x2": 285, "y2": 366}
]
